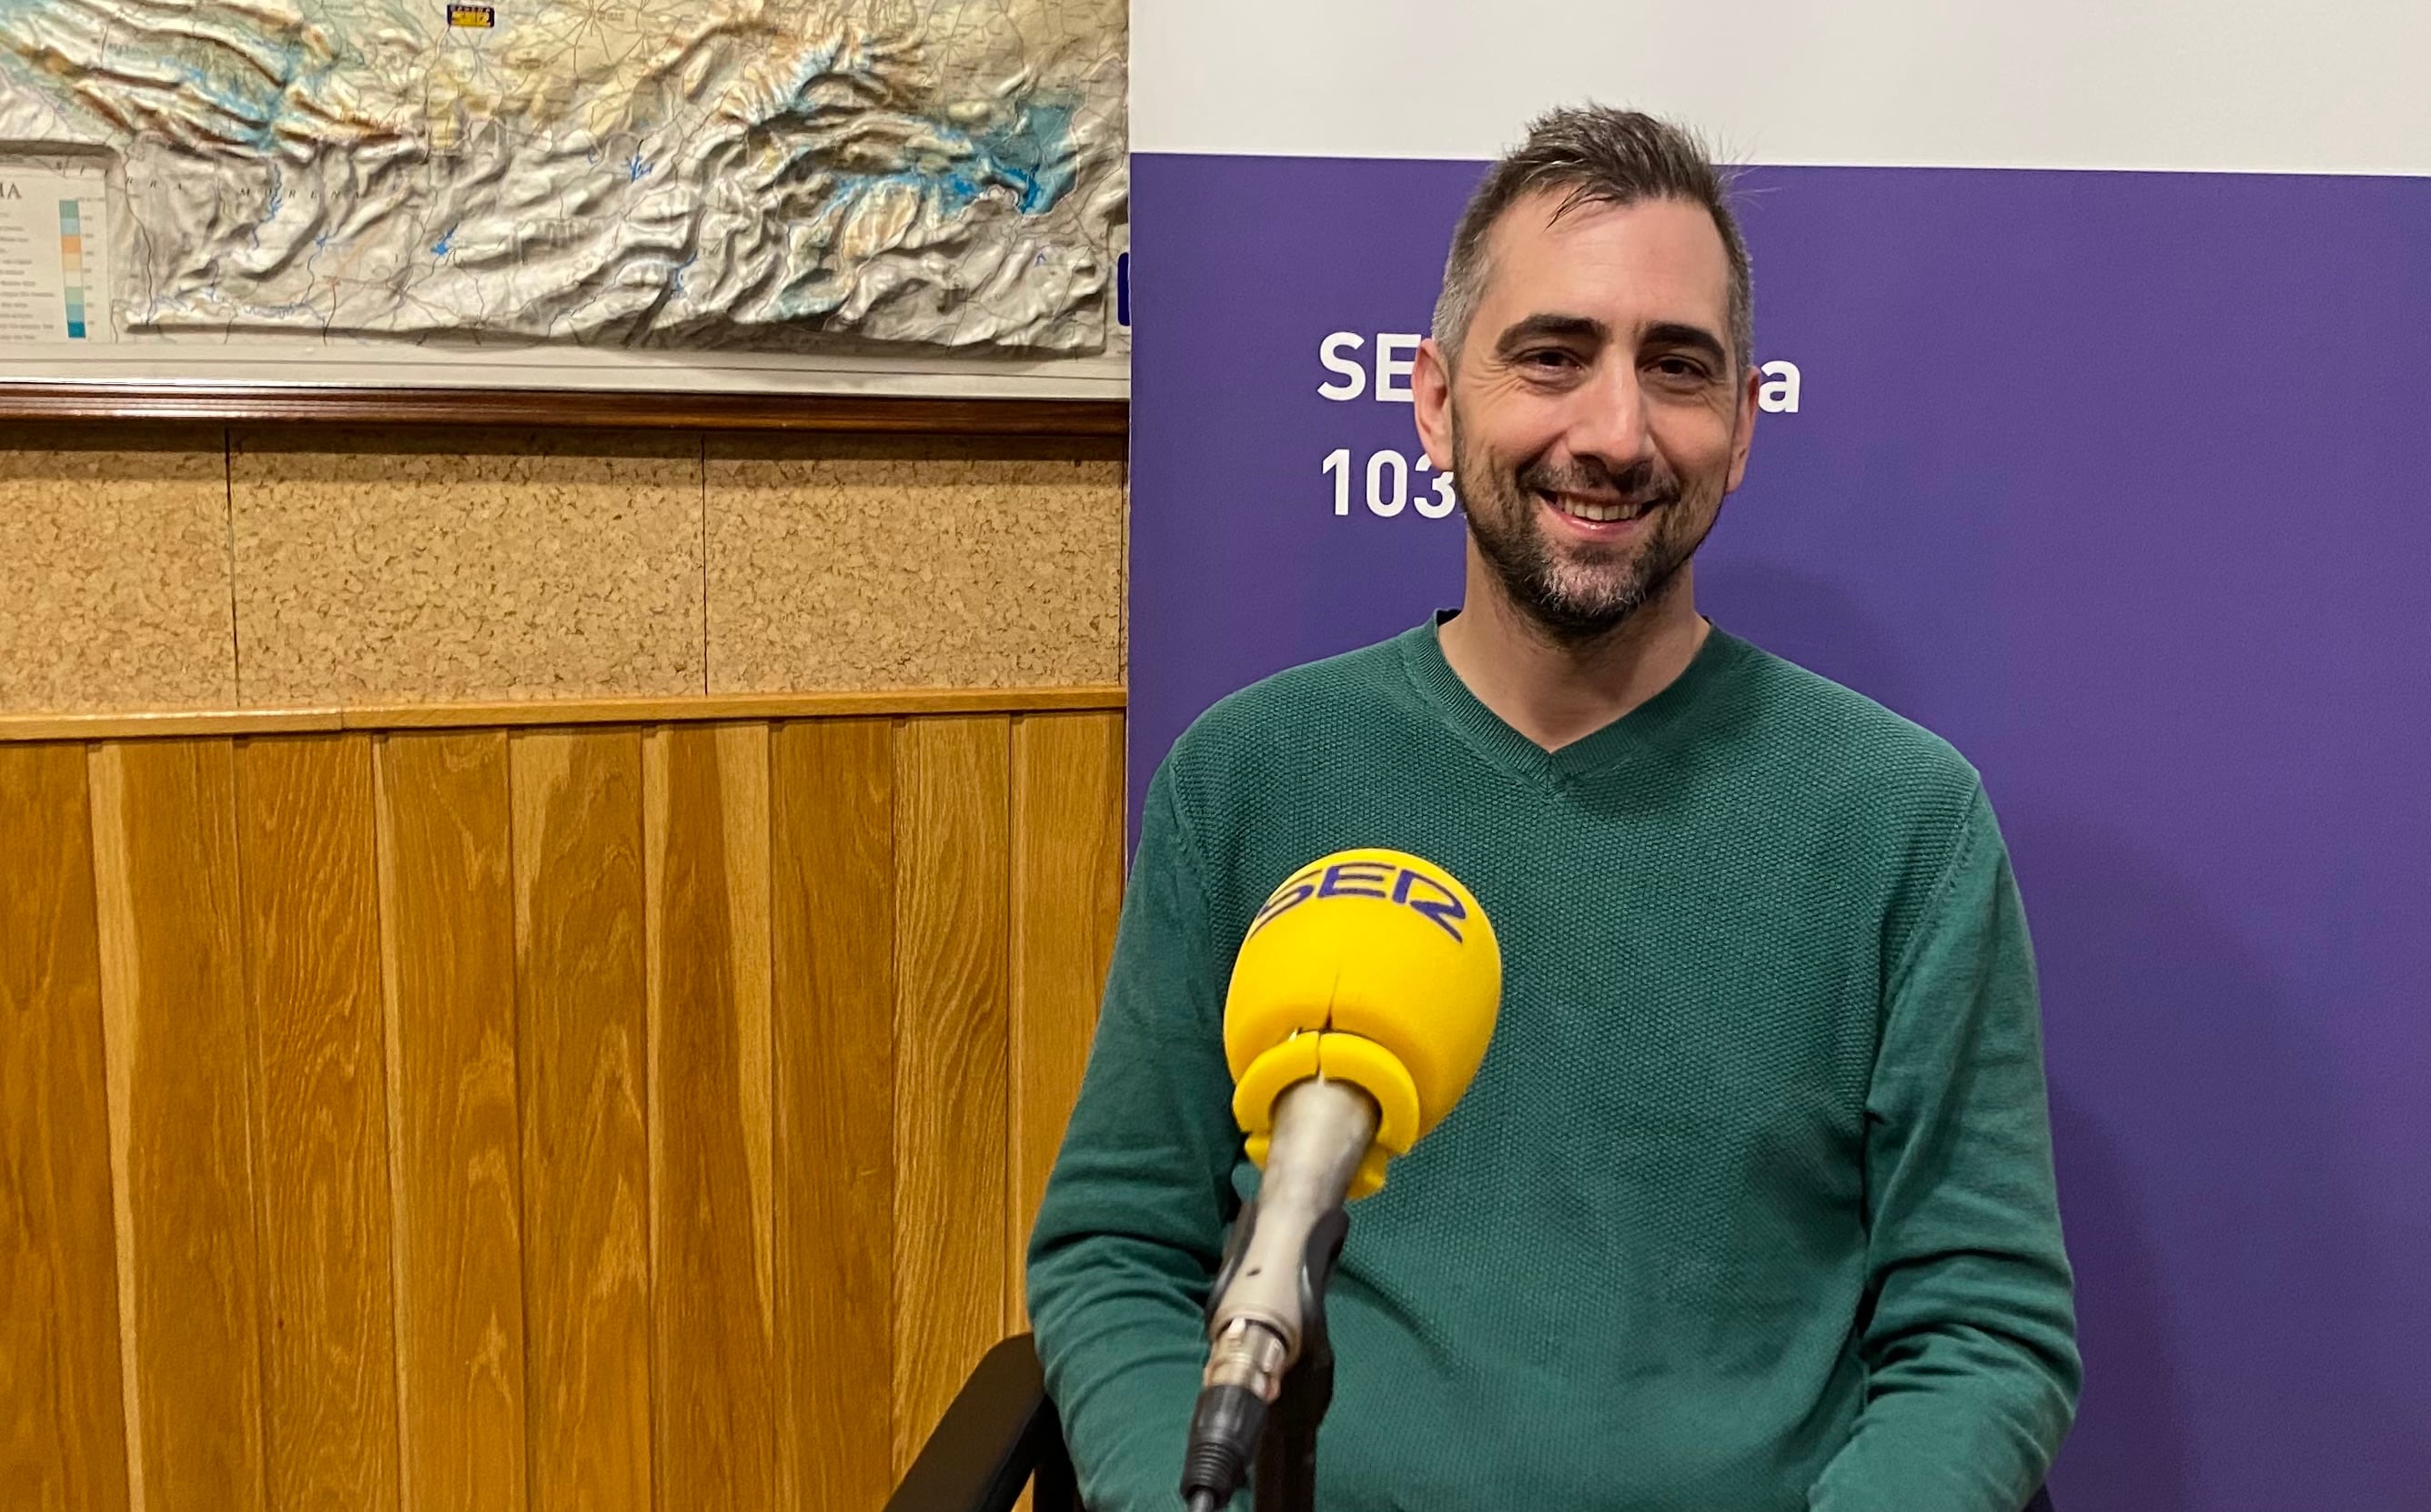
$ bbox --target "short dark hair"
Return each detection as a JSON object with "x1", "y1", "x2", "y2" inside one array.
[{"x1": 1431, "y1": 105, "x2": 1753, "y2": 376}]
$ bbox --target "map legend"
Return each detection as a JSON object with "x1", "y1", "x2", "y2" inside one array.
[
  {"x1": 59, "y1": 199, "x2": 85, "y2": 338},
  {"x1": 0, "y1": 161, "x2": 112, "y2": 344}
]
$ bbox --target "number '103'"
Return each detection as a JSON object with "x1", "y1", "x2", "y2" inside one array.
[{"x1": 1324, "y1": 448, "x2": 1460, "y2": 519}]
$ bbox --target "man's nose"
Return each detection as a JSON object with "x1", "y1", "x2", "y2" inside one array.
[{"x1": 1563, "y1": 359, "x2": 1655, "y2": 474}]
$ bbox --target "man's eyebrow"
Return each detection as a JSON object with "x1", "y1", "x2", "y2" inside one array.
[
  {"x1": 1491, "y1": 313, "x2": 1608, "y2": 357},
  {"x1": 1643, "y1": 321, "x2": 1730, "y2": 368}
]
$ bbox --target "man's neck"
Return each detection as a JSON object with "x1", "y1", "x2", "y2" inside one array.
[{"x1": 1437, "y1": 552, "x2": 1710, "y2": 752}]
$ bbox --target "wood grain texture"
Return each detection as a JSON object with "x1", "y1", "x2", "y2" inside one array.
[
  {"x1": 510, "y1": 731, "x2": 653, "y2": 1512},
  {"x1": 644, "y1": 724, "x2": 775, "y2": 1511},
  {"x1": 0, "y1": 708, "x2": 1125, "y2": 1509},
  {"x1": 236, "y1": 736, "x2": 402, "y2": 1512},
  {"x1": 0, "y1": 744, "x2": 130, "y2": 1512},
  {"x1": 0, "y1": 685, "x2": 1124, "y2": 744},
  {"x1": 86, "y1": 741, "x2": 267, "y2": 1512},
  {"x1": 891, "y1": 716, "x2": 1012, "y2": 1475},
  {"x1": 771, "y1": 719, "x2": 896, "y2": 1512},
  {"x1": 374, "y1": 732, "x2": 528, "y2": 1512},
  {"x1": 1006, "y1": 713, "x2": 1126, "y2": 1328},
  {"x1": 343, "y1": 685, "x2": 1125, "y2": 732}
]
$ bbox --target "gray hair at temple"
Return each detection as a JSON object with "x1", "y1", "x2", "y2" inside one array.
[{"x1": 1430, "y1": 106, "x2": 1754, "y2": 378}]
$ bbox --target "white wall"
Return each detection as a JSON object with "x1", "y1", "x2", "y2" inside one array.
[{"x1": 1133, "y1": 0, "x2": 2431, "y2": 175}]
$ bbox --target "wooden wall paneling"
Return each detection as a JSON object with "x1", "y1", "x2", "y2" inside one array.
[
  {"x1": 890, "y1": 716, "x2": 1013, "y2": 1476},
  {"x1": 0, "y1": 744, "x2": 131, "y2": 1512},
  {"x1": 510, "y1": 731, "x2": 653, "y2": 1512},
  {"x1": 0, "y1": 685, "x2": 1125, "y2": 747},
  {"x1": 373, "y1": 731, "x2": 529, "y2": 1512},
  {"x1": 235, "y1": 735, "x2": 402, "y2": 1512},
  {"x1": 0, "y1": 700, "x2": 1124, "y2": 1512},
  {"x1": 644, "y1": 724, "x2": 775, "y2": 1509},
  {"x1": 1005, "y1": 713, "x2": 1127, "y2": 1329},
  {"x1": 770, "y1": 719, "x2": 897, "y2": 1512},
  {"x1": 86, "y1": 740, "x2": 267, "y2": 1512}
]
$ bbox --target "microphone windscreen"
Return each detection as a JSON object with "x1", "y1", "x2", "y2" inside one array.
[{"x1": 1224, "y1": 850, "x2": 1500, "y2": 1194}]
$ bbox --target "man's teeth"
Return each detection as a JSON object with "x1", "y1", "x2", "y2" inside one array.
[{"x1": 1549, "y1": 493, "x2": 1649, "y2": 523}]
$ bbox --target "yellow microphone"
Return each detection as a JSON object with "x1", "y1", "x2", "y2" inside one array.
[
  {"x1": 1181, "y1": 849, "x2": 1501, "y2": 1512},
  {"x1": 1226, "y1": 848, "x2": 1502, "y2": 1197}
]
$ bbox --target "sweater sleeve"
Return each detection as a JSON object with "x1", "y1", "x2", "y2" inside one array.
[
  {"x1": 1810, "y1": 783, "x2": 2082, "y2": 1512},
  {"x1": 1024, "y1": 763, "x2": 1245, "y2": 1512}
]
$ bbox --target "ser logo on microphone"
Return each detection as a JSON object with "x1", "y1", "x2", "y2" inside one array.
[{"x1": 1246, "y1": 858, "x2": 1470, "y2": 943}]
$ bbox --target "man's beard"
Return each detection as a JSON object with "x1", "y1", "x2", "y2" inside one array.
[{"x1": 1453, "y1": 418, "x2": 1716, "y2": 645}]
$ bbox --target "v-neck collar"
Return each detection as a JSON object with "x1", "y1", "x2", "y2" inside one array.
[{"x1": 1397, "y1": 610, "x2": 1750, "y2": 787}]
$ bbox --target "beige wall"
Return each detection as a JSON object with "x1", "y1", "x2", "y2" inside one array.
[{"x1": 0, "y1": 424, "x2": 1125, "y2": 715}]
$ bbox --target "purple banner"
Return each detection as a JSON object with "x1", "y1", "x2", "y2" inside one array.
[{"x1": 1131, "y1": 152, "x2": 2431, "y2": 1510}]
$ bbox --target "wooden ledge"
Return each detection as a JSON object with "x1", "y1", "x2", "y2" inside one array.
[
  {"x1": 0, "y1": 382, "x2": 1128, "y2": 435},
  {"x1": 0, "y1": 685, "x2": 1125, "y2": 742}
]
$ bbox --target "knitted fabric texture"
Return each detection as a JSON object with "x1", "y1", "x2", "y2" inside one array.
[{"x1": 1027, "y1": 620, "x2": 2079, "y2": 1512}]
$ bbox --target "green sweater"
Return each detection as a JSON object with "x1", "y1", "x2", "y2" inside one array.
[{"x1": 1027, "y1": 619, "x2": 2079, "y2": 1512}]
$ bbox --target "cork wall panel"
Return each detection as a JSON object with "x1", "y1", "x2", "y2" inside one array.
[
  {"x1": 227, "y1": 428, "x2": 705, "y2": 707},
  {"x1": 0, "y1": 424, "x2": 234, "y2": 713},
  {"x1": 705, "y1": 435, "x2": 1124, "y2": 691}
]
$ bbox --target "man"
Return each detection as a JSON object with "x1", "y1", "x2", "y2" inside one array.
[{"x1": 1029, "y1": 106, "x2": 2078, "y2": 1511}]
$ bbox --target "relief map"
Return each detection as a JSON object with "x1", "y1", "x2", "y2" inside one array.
[{"x1": 0, "y1": 0, "x2": 1125, "y2": 348}]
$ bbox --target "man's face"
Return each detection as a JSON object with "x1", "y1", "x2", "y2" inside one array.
[{"x1": 1414, "y1": 192, "x2": 1759, "y2": 642}]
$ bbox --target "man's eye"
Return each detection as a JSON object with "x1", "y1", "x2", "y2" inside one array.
[
  {"x1": 1521, "y1": 348, "x2": 1577, "y2": 370},
  {"x1": 1650, "y1": 356, "x2": 1710, "y2": 382}
]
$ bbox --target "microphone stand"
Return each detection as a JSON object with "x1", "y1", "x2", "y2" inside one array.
[
  {"x1": 1251, "y1": 1259, "x2": 1335, "y2": 1512},
  {"x1": 1209, "y1": 1201, "x2": 1350, "y2": 1512},
  {"x1": 1188, "y1": 1081, "x2": 1375, "y2": 1512}
]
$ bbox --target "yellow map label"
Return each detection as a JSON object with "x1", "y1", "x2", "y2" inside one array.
[{"x1": 446, "y1": 5, "x2": 493, "y2": 26}]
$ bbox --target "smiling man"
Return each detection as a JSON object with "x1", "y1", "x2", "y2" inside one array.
[{"x1": 1029, "y1": 106, "x2": 2078, "y2": 1511}]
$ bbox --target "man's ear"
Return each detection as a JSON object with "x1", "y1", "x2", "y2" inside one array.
[
  {"x1": 1414, "y1": 337, "x2": 1457, "y2": 471},
  {"x1": 1726, "y1": 362, "x2": 1760, "y2": 492}
]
